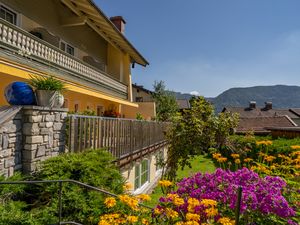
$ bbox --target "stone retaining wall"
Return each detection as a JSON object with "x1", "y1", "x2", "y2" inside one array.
[{"x1": 0, "y1": 106, "x2": 68, "y2": 177}]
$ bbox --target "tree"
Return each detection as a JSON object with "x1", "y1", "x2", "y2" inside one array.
[
  {"x1": 152, "y1": 81, "x2": 178, "y2": 122},
  {"x1": 164, "y1": 96, "x2": 239, "y2": 180}
]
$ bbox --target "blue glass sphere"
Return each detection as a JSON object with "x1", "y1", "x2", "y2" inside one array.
[{"x1": 4, "y1": 82, "x2": 36, "y2": 105}]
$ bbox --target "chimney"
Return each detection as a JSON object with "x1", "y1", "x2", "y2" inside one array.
[
  {"x1": 110, "y1": 16, "x2": 126, "y2": 34},
  {"x1": 265, "y1": 101, "x2": 272, "y2": 110},
  {"x1": 249, "y1": 101, "x2": 256, "y2": 109}
]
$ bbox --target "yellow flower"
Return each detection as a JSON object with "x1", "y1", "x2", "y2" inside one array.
[
  {"x1": 104, "y1": 197, "x2": 116, "y2": 208},
  {"x1": 231, "y1": 153, "x2": 240, "y2": 159},
  {"x1": 98, "y1": 220, "x2": 110, "y2": 225},
  {"x1": 205, "y1": 207, "x2": 218, "y2": 217},
  {"x1": 218, "y1": 217, "x2": 235, "y2": 225},
  {"x1": 119, "y1": 195, "x2": 138, "y2": 210},
  {"x1": 213, "y1": 153, "x2": 222, "y2": 159},
  {"x1": 256, "y1": 140, "x2": 272, "y2": 146},
  {"x1": 175, "y1": 222, "x2": 184, "y2": 225},
  {"x1": 173, "y1": 197, "x2": 185, "y2": 206},
  {"x1": 217, "y1": 157, "x2": 227, "y2": 163},
  {"x1": 142, "y1": 218, "x2": 149, "y2": 225},
  {"x1": 235, "y1": 159, "x2": 241, "y2": 164},
  {"x1": 244, "y1": 158, "x2": 253, "y2": 163},
  {"x1": 127, "y1": 215, "x2": 138, "y2": 223},
  {"x1": 186, "y1": 213, "x2": 200, "y2": 221},
  {"x1": 154, "y1": 207, "x2": 163, "y2": 215},
  {"x1": 123, "y1": 183, "x2": 133, "y2": 190},
  {"x1": 187, "y1": 198, "x2": 200, "y2": 207},
  {"x1": 167, "y1": 193, "x2": 179, "y2": 200},
  {"x1": 200, "y1": 199, "x2": 217, "y2": 207},
  {"x1": 165, "y1": 208, "x2": 178, "y2": 219},
  {"x1": 264, "y1": 155, "x2": 276, "y2": 162},
  {"x1": 159, "y1": 180, "x2": 173, "y2": 187},
  {"x1": 291, "y1": 145, "x2": 300, "y2": 150},
  {"x1": 185, "y1": 221, "x2": 200, "y2": 225},
  {"x1": 136, "y1": 194, "x2": 151, "y2": 202}
]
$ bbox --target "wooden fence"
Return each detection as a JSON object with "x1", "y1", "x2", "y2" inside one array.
[{"x1": 67, "y1": 115, "x2": 169, "y2": 161}]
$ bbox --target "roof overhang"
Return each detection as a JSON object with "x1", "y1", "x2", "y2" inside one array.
[{"x1": 60, "y1": 0, "x2": 149, "y2": 66}]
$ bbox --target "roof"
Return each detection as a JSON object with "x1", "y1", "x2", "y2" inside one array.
[
  {"x1": 223, "y1": 106, "x2": 300, "y2": 119},
  {"x1": 236, "y1": 116, "x2": 297, "y2": 134},
  {"x1": 177, "y1": 99, "x2": 191, "y2": 110},
  {"x1": 61, "y1": 0, "x2": 149, "y2": 66},
  {"x1": 132, "y1": 84, "x2": 153, "y2": 94}
]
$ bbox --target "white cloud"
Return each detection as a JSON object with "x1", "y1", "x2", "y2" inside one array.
[{"x1": 190, "y1": 91, "x2": 200, "y2": 96}]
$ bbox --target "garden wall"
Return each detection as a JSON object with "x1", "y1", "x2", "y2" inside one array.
[{"x1": 0, "y1": 106, "x2": 68, "y2": 177}]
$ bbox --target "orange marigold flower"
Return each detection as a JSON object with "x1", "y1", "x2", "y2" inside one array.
[
  {"x1": 165, "y1": 208, "x2": 178, "y2": 219},
  {"x1": 104, "y1": 197, "x2": 116, "y2": 208},
  {"x1": 127, "y1": 215, "x2": 138, "y2": 223},
  {"x1": 159, "y1": 180, "x2": 173, "y2": 187},
  {"x1": 235, "y1": 159, "x2": 241, "y2": 164},
  {"x1": 186, "y1": 213, "x2": 200, "y2": 221},
  {"x1": 217, "y1": 157, "x2": 227, "y2": 163},
  {"x1": 200, "y1": 199, "x2": 217, "y2": 207},
  {"x1": 231, "y1": 153, "x2": 240, "y2": 159},
  {"x1": 244, "y1": 158, "x2": 253, "y2": 163},
  {"x1": 136, "y1": 194, "x2": 151, "y2": 202},
  {"x1": 173, "y1": 197, "x2": 185, "y2": 206}
]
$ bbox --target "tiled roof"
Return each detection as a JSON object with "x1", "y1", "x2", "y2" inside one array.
[
  {"x1": 236, "y1": 116, "x2": 297, "y2": 134},
  {"x1": 223, "y1": 107, "x2": 300, "y2": 119},
  {"x1": 177, "y1": 99, "x2": 190, "y2": 109}
]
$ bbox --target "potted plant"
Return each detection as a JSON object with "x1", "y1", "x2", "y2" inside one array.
[{"x1": 29, "y1": 75, "x2": 66, "y2": 108}]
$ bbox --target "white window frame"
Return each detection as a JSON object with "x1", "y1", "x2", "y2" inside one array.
[
  {"x1": 59, "y1": 40, "x2": 75, "y2": 56},
  {"x1": 0, "y1": 3, "x2": 20, "y2": 26},
  {"x1": 134, "y1": 159, "x2": 150, "y2": 193}
]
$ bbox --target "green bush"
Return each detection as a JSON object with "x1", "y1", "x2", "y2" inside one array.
[{"x1": 0, "y1": 149, "x2": 125, "y2": 225}]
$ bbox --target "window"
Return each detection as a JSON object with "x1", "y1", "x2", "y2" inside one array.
[
  {"x1": 134, "y1": 159, "x2": 149, "y2": 190},
  {"x1": 0, "y1": 5, "x2": 17, "y2": 25},
  {"x1": 97, "y1": 106, "x2": 104, "y2": 116},
  {"x1": 135, "y1": 97, "x2": 143, "y2": 102},
  {"x1": 74, "y1": 103, "x2": 79, "y2": 113},
  {"x1": 60, "y1": 41, "x2": 74, "y2": 56}
]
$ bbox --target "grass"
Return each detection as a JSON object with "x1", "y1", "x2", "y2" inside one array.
[{"x1": 147, "y1": 155, "x2": 215, "y2": 207}]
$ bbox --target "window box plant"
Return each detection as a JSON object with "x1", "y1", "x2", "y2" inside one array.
[{"x1": 29, "y1": 75, "x2": 66, "y2": 108}]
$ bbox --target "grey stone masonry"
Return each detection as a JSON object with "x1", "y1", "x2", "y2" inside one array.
[
  {"x1": 0, "y1": 112, "x2": 22, "y2": 177},
  {"x1": 22, "y1": 106, "x2": 68, "y2": 174},
  {"x1": 0, "y1": 106, "x2": 68, "y2": 177}
]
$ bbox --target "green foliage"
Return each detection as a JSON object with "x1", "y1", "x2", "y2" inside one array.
[
  {"x1": 136, "y1": 113, "x2": 144, "y2": 120},
  {"x1": 165, "y1": 96, "x2": 239, "y2": 180},
  {"x1": 152, "y1": 80, "x2": 179, "y2": 122},
  {"x1": 0, "y1": 149, "x2": 125, "y2": 225},
  {"x1": 29, "y1": 75, "x2": 66, "y2": 92}
]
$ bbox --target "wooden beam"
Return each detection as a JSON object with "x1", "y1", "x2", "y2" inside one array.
[{"x1": 60, "y1": 16, "x2": 87, "y2": 27}]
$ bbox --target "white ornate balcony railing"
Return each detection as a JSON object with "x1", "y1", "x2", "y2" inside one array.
[{"x1": 0, "y1": 19, "x2": 127, "y2": 96}]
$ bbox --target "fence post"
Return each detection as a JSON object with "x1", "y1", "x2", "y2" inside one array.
[
  {"x1": 235, "y1": 186, "x2": 242, "y2": 225},
  {"x1": 69, "y1": 115, "x2": 75, "y2": 153},
  {"x1": 58, "y1": 181, "x2": 63, "y2": 224}
]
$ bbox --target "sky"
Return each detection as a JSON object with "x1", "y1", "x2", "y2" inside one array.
[{"x1": 95, "y1": 0, "x2": 300, "y2": 97}]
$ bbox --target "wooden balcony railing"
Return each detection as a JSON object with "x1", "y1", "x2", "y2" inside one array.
[
  {"x1": 0, "y1": 18, "x2": 127, "y2": 97},
  {"x1": 67, "y1": 115, "x2": 169, "y2": 161}
]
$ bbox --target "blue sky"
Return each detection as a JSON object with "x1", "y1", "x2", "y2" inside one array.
[{"x1": 96, "y1": 0, "x2": 300, "y2": 97}]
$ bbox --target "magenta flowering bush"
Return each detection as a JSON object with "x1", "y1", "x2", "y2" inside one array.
[{"x1": 171, "y1": 168, "x2": 297, "y2": 224}]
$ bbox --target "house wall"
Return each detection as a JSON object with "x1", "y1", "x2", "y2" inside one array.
[
  {"x1": 132, "y1": 87, "x2": 154, "y2": 102},
  {"x1": 122, "y1": 102, "x2": 156, "y2": 120},
  {"x1": 0, "y1": 0, "x2": 131, "y2": 87},
  {"x1": 121, "y1": 146, "x2": 167, "y2": 194}
]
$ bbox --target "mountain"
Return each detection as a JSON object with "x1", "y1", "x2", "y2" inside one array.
[
  {"x1": 210, "y1": 85, "x2": 300, "y2": 112},
  {"x1": 170, "y1": 85, "x2": 300, "y2": 113}
]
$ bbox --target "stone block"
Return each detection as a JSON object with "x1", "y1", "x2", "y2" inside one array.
[
  {"x1": 55, "y1": 113, "x2": 61, "y2": 122},
  {"x1": 53, "y1": 123, "x2": 63, "y2": 131},
  {"x1": 8, "y1": 167, "x2": 14, "y2": 177},
  {"x1": 39, "y1": 123, "x2": 46, "y2": 128},
  {"x1": 26, "y1": 136, "x2": 43, "y2": 144},
  {"x1": 8, "y1": 133, "x2": 16, "y2": 138},
  {"x1": 23, "y1": 162, "x2": 37, "y2": 173},
  {"x1": 46, "y1": 122, "x2": 54, "y2": 128},
  {"x1": 36, "y1": 145, "x2": 46, "y2": 157},
  {"x1": 43, "y1": 135, "x2": 48, "y2": 142},
  {"x1": 22, "y1": 150, "x2": 36, "y2": 160},
  {"x1": 23, "y1": 123, "x2": 40, "y2": 135},
  {"x1": 2, "y1": 134, "x2": 8, "y2": 149},
  {"x1": 0, "y1": 149, "x2": 11, "y2": 158},
  {"x1": 4, "y1": 158, "x2": 15, "y2": 168},
  {"x1": 8, "y1": 143, "x2": 15, "y2": 149},
  {"x1": 61, "y1": 113, "x2": 68, "y2": 120},
  {"x1": 28, "y1": 115, "x2": 43, "y2": 123},
  {"x1": 40, "y1": 128, "x2": 50, "y2": 135},
  {"x1": 24, "y1": 144, "x2": 37, "y2": 151},
  {"x1": 45, "y1": 115, "x2": 55, "y2": 122},
  {"x1": 8, "y1": 137, "x2": 16, "y2": 143}
]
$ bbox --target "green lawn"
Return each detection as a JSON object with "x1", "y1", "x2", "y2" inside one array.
[{"x1": 147, "y1": 155, "x2": 215, "y2": 207}]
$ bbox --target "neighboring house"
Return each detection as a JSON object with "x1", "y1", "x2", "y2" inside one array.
[
  {"x1": 123, "y1": 83, "x2": 156, "y2": 120},
  {"x1": 176, "y1": 99, "x2": 190, "y2": 112},
  {"x1": 223, "y1": 101, "x2": 299, "y2": 134},
  {"x1": 0, "y1": 0, "x2": 148, "y2": 118}
]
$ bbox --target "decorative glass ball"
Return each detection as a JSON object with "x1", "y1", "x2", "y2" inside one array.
[{"x1": 4, "y1": 82, "x2": 36, "y2": 105}]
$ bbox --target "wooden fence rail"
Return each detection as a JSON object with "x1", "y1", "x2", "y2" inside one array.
[{"x1": 67, "y1": 115, "x2": 169, "y2": 160}]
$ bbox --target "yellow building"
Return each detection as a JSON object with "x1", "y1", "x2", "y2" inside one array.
[{"x1": 0, "y1": 0, "x2": 149, "y2": 118}]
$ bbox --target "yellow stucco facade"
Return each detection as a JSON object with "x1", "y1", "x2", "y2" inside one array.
[{"x1": 0, "y1": 0, "x2": 150, "y2": 118}]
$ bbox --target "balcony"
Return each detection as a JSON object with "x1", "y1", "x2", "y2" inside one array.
[{"x1": 0, "y1": 18, "x2": 128, "y2": 99}]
